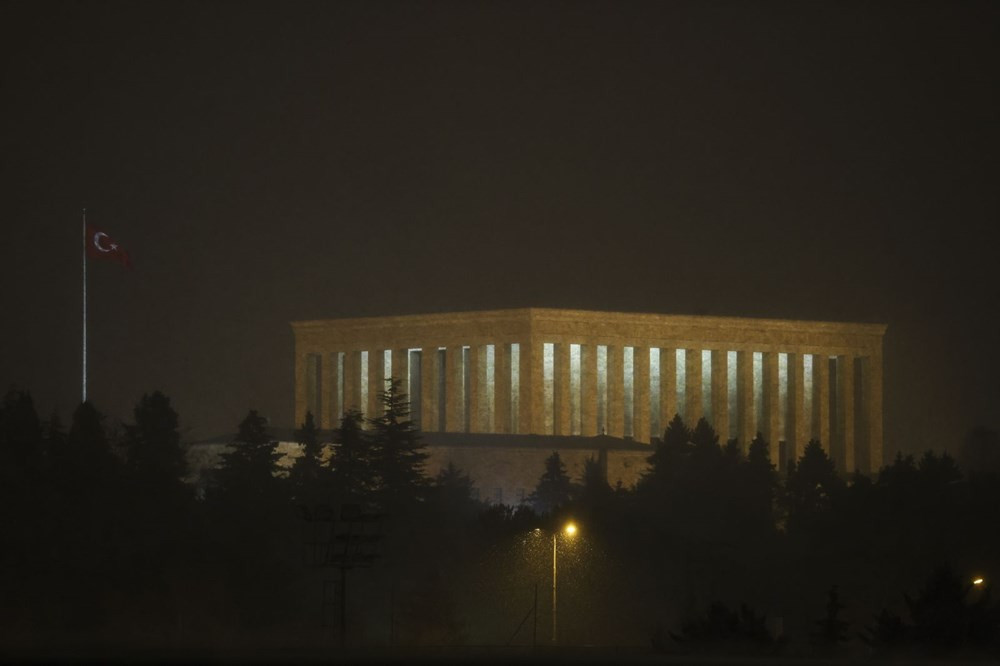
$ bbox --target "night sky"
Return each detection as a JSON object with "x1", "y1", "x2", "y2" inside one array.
[{"x1": 2, "y1": 1, "x2": 997, "y2": 459}]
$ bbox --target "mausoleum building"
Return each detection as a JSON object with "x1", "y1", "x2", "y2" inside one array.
[{"x1": 291, "y1": 309, "x2": 885, "y2": 476}]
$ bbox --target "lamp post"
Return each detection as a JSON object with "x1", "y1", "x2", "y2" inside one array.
[{"x1": 551, "y1": 521, "x2": 577, "y2": 644}]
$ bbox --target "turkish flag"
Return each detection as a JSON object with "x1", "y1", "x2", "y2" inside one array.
[{"x1": 85, "y1": 224, "x2": 132, "y2": 269}]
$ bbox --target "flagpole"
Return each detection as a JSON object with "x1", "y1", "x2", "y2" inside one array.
[{"x1": 82, "y1": 208, "x2": 87, "y2": 404}]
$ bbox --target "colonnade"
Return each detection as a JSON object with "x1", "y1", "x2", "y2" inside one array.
[{"x1": 300, "y1": 340, "x2": 882, "y2": 473}]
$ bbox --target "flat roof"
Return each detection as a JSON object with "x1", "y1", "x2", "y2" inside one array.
[{"x1": 291, "y1": 307, "x2": 887, "y2": 336}]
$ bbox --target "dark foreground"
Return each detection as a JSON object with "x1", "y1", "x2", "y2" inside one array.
[{"x1": 4, "y1": 645, "x2": 997, "y2": 665}]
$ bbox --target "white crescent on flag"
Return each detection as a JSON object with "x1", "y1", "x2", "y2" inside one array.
[
  {"x1": 93, "y1": 232, "x2": 113, "y2": 252},
  {"x1": 85, "y1": 224, "x2": 131, "y2": 269}
]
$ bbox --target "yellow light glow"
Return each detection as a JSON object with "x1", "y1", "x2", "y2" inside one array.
[
  {"x1": 564, "y1": 522, "x2": 577, "y2": 536},
  {"x1": 973, "y1": 577, "x2": 984, "y2": 586}
]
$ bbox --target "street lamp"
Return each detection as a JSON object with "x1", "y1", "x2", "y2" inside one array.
[{"x1": 551, "y1": 521, "x2": 578, "y2": 644}]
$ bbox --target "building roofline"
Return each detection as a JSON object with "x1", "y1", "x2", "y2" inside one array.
[{"x1": 290, "y1": 307, "x2": 887, "y2": 336}]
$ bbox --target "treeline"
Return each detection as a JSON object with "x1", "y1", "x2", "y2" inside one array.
[
  {"x1": 530, "y1": 414, "x2": 1000, "y2": 656},
  {"x1": 1, "y1": 382, "x2": 999, "y2": 657},
  {"x1": 0, "y1": 381, "x2": 485, "y2": 654}
]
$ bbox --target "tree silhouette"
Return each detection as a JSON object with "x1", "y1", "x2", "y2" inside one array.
[
  {"x1": 0, "y1": 389, "x2": 44, "y2": 492},
  {"x1": 368, "y1": 378, "x2": 427, "y2": 515},
  {"x1": 906, "y1": 564, "x2": 999, "y2": 654},
  {"x1": 690, "y1": 417, "x2": 720, "y2": 449},
  {"x1": 643, "y1": 413, "x2": 689, "y2": 486},
  {"x1": 861, "y1": 608, "x2": 908, "y2": 654},
  {"x1": 783, "y1": 439, "x2": 844, "y2": 531},
  {"x1": 329, "y1": 409, "x2": 374, "y2": 506},
  {"x1": 124, "y1": 391, "x2": 187, "y2": 489},
  {"x1": 214, "y1": 409, "x2": 282, "y2": 502},
  {"x1": 578, "y1": 455, "x2": 611, "y2": 506},
  {"x1": 288, "y1": 410, "x2": 327, "y2": 505},
  {"x1": 688, "y1": 418, "x2": 722, "y2": 477},
  {"x1": 430, "y1": 461, "x2": 481, "y2": 522},
  {"x1": 529, "y1": 451, "x2": 574, "y2": 515},
  {"x1": 54, "y1": 401, "x2": 122, "y2": 500},
  {"x1": 811, "y1": 585, "x2": 848, "y2": 650},
  {"x1": 865, "y1": 564, "x2": 1000, "y2": 656},
  {"x1": 740, "y1": 432, "x2": 777, "y2": 529},
  {"x1": 669, "y1": 600, "x2": 778, "y2": 655}
]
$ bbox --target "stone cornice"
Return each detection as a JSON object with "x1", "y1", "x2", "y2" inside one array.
[{"x1": 291, "y1": 307, "x2": 885, "y2": 355}]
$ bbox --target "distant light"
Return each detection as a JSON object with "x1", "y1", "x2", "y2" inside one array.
[
  {"x1": 973, "y1": 577, "x2": 984, "y2": 586},
  {"x1": 564, "y1": 522, "x2": 577, "y2": 536}
]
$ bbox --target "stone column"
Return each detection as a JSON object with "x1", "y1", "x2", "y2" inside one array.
[
  {"x1": 864, "y1": 352, "x2": 883, "y2": 474},
  {"x1": 736, "y1": 350, "x2": 754, "y2": 450},
  {"x1": 711, "y1": 349, "x2": 728, "y2": 441},
  {"x1": 420, "y1": 347, "x2": 437, "y2": 432},
  {"x1": 294, "y1": 350, "x2": 307, "y2": 428},
  {"x1": 328, "y1": 352, "x2": 342, "y2": 426},
  {"x1": 467, "y1": 345, "x2": 485, "y2": 432},
  {"x1": 813, "y1": 354, "x2": 831, "y2": 453},
  {"x1": 607, "y1": 344, "x2": 624, "y2": 437},
  {"x1": 555, "y1": 343, "x2": 572, "y2": 436},
  {"x1": 838, "y1": 354, "x2": 856, "y2": 474},
  {"x1": 634, "y1": 346, "x2": 651, "y2": 443},
  {"x1": 581, "y1": 343, "x2": 598, "y2": 436},
  {"x1": 522, "y1": 340, "x2": 543, "y2": 435},
  {"x1": 391, "y1": 349, "x2": 408, "y2": 398},
  {"x1": 787, "y1": 352, "x2": 806, "y2": 463},
  {"x1": 684, "y1": 349, "x2": 703, "y2": 425},
  {"x1": 445, "y1": 346, "x2": 464, "y2": 433},
  {"x1": 368, "y1": 350, "x2": 384, "y2": 418},
  {"x1": 315, "y1": 352, "x2": 333, "y2": 430},
  {"x1": 761, "y1": 352, "x2": 780, "y2": 464},
  {"x1": 495, "y1": 344, "x2": 511, "y2": 434},
  {"x1": 660, "y1": 348, "x2": 678, "y2": 430},
  {"x1": 343, "y1": 350, "x2": 362, "y2": 414}
]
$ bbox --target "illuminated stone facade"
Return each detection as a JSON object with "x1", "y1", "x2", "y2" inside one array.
[{"x1": 291, "y1": 308, "x2": 885, "y2": 474}]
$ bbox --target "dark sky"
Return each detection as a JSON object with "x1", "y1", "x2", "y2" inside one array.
[{"x1": 2, "y1": 0, "x2": 997, "y2": 457}]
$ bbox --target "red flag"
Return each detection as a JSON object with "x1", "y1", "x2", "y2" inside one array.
[{"x1": 85, "y1": 224, "x2": 132, "y2": 269}]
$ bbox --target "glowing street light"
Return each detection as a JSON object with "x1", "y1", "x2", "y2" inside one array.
[
  {"x1": 551, "y1": 521, "x2": 578, "y2": 644},
  {"x1": 972, "y1": 577, "x2": 985, "y2": 586}
]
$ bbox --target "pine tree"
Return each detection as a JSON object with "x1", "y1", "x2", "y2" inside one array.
[
  {"x1": 529, "y1": 451, "x2": 574, "y2": 515},
  {"x1": 742, "y1": 432, "x2": 778, "y2": 528},
  {"x1": 783, "y1": 439, "x2": 844, "y2": 530},
  {"x1": 747, "y1": 433, "x2": 771, "y2": 469},
  {"x1": 579, "y1": 455, "x2": 611, "y2": 503},
  {"x1": 689, "y1": 417, "x2": 722, "y2": 468},
  {"x1": 329, "y1": 409, "x2": 375, "y2": 506},
  {"x1": 0, "y1": 389, "x2": 44, "y2": 488},
  {"x1": 812, "y1": 585, "x2": 849, "y2": 650},
  {"x1": 215, "y1": 409, "x2": 282, "y2": 502},
  {"x1": 368, "y1": 378, "x2": 428, "y2": 514},
  {"x1": 690, "y1": 417, "x2": 720, "y2": 449},
  {"x1": 289, "y1": 410, "x2": 327, "y2": 504},
  {"x1": 905, "y1": 564, "x2": 973, "y2": 653},
  {"x1": 431, "y1": 461, "x2": 480, "y2": 521},
  {"x1": 644, "y1": 413, "x2": 690, "y2": 484},
  {"x1": 61, "y1": 401, "x2": 121, "y2": 495},
  {"x1": 124, "y1": 391, "x2": 187, "y2": 488}
]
